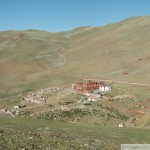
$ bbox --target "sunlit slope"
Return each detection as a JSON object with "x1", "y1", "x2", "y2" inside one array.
[
  {"x1": 62, "y1": 16, "x2": 150, "y2": 82},
  {"x1": 0, "y1": 16, "x2": 150, "y2": 96}
]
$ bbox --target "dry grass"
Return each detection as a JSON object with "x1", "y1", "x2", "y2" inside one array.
[{"x1": 0, "y1": 16, "x2": 150, "y2": 99}]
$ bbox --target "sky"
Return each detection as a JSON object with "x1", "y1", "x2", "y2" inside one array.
[{"x1": 0, "y1": 0, "x2": 150, "y2": 32}]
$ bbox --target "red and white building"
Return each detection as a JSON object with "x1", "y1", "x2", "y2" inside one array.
[{"x1": 72, "y1": 80, "x2": 111, "y2": 93}]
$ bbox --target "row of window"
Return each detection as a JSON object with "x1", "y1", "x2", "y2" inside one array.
[{"x1": 82, "y1": 85, "x2": 99, "y2": 88}]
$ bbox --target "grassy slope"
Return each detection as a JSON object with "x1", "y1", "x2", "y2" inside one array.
[
  {"x1": 63, "y1": 16, "x2": 150, "y2": 80},
  {"x1": 0, "y1": 30, "x2": 70, "y2": 97},
  {"x1": 0, "y1": 16, "x2": 150, "y2": 98},
  {"x1": 0, "y1": 117, "x2": 150, "y2": 149},
  {"x1": 0, "y1": 17, "x2": 150, "y2": 149}
]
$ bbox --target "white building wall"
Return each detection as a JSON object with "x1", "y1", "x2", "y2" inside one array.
[
  {"x1": 86, "y1": 93, "x2": 101, "y2": 98},
  {"x1": 99, "y1": 86, "x2": 111, "y2": 91},
  {"x1": 72, "y1": 84, "x2": 75, "y2": 89}
]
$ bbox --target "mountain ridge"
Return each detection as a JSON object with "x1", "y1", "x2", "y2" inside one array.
[{"x1": 0, "y1": 16, "x2": 150, "y2": 98}]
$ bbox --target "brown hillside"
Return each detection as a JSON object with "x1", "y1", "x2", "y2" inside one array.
[{"x1": 0, "y1": 16, "x2": 150, "y2": 97}]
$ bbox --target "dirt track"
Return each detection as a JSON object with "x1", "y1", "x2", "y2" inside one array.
[{"x1": 85, "y1": 79, "x2": 150, "y2": 87}]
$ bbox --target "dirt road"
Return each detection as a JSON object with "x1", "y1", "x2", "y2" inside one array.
[{"x1": 85, "y1": 79, "x2": 150, "y2": 87}]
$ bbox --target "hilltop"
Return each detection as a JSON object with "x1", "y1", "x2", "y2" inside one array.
[{"x1": 0, "y1": 16, "x2": 150, "y2": 98}]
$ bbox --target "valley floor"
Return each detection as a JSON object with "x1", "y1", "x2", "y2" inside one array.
[{"x1": 0, "y1": 80, "x2": 150, "y2": 149}]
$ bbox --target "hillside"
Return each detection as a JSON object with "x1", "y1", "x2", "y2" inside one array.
[
  {"x1": 1, "y1": 16, "x2": 150, "y2": 149},
  {"x1": 0, "y1": 16, "x2": 150, "y2": 98},
  {"x1": 1, "y1": 117, "x2": 150, "y2": 149}
]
